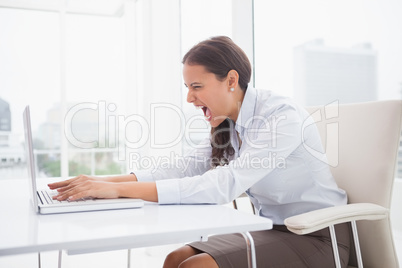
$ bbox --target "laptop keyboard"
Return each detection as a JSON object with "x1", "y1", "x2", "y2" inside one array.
[{"x1": 39, "y1": 190, "x2": 95, "y2": 204}]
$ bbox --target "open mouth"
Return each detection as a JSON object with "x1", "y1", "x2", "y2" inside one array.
[{"x1": 196, "y1": 105, "x2": 212, "y2": 121}]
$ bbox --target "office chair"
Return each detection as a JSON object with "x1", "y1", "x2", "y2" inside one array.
[{"x1": 284, "y1": 100, "x2": 402, "y2": 268}]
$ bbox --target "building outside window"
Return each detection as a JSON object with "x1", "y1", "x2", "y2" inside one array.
[{"x1": 253, "y1": 0, "x2": 402, "y2": 178}]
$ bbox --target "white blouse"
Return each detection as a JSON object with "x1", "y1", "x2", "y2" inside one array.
[{"x1": 134, "y1": 86, "x2": 347, "y2": 224}]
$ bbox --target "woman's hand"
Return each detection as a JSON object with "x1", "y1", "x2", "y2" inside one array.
[{"x1": 48, "y1": 174, "x2": 119, "y2": 201}]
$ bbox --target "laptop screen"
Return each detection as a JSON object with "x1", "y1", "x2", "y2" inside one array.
[{"x1": 23, "y1": 106, "x2": 39, "y2": 213}]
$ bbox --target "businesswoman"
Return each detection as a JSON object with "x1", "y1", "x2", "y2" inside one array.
[{"x1": 49, "y1": 36, "x2": 350, "y2": 267}]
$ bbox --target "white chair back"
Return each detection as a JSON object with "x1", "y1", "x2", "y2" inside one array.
[{"x1": 306, "y1": 100, "x2": 402, "y2": 268}]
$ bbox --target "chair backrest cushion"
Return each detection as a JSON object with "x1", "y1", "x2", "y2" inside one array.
[{"x1": 306, "y1": 100, "x2": 402, "y2": 267}]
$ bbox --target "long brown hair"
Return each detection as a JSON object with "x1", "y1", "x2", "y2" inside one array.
[{"x1": 182, "y1": 36, "x2": 252, "y2": 167}]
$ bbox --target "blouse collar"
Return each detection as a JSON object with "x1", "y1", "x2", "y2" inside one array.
[{"x1": 235, "y1": 85, "x2": 257, "y2": 135}]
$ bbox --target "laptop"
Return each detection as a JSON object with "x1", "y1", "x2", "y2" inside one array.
[{"x1": 23, "y1": 106, "x2": 144, "y2": 214}]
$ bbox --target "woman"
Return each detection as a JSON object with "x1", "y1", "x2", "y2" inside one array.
[{"x1": 49, "y1": 36, "x2": 350, "y2": 267}]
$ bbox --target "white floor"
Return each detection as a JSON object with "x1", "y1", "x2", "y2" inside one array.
[{"x1": 1, "y1": 197, "x2": 401, "y2": 268}]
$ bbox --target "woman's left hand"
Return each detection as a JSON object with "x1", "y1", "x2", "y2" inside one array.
[{"x1": 49, "y1": 175, "x2": 120, "y2": 201}]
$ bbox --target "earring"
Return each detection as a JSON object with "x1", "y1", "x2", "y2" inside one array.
[{"x1": 230, "y1": 87, "x2": 235, "y2": 92}]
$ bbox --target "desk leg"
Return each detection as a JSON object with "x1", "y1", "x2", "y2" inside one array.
[
  {"x1": 241, "y1": 232, "x2": 257, "y2": 268},
  {"x1": 38, "y1": 251, "x2": 62, "y2": 268},
  {"x1": 58, "y1": 250, "x2": 62, "y2": 268},
  {"x1": 127, "y1": 249, "x2": 131, "y2": 268}
]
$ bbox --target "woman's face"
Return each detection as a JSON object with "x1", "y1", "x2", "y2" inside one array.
[{"x1": 183, "y1": 63, "x2": 240, "y2": 128}]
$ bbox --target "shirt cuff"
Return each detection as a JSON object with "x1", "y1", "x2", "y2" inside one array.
[
  {"x1": 131, "y1": 170, "x2": 154, "y2": 182},
  {"x1": 156, "y1": 179, "x2": 181, "y2": 204}
]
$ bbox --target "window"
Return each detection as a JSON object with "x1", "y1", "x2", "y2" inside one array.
[
  {"x1": 180, "y1": 0, "x2": 233, "y2": 154},
  {"x1": 253, "y1": 0, "x2": 401, "y2": 101},
  {"x1": 0, "y1": 8, "x2": 60, "y2": 179},
  {"x1": 253, "y1": 0, "x2": 402, "y2": 178},
  {"x1": 63, "y1": 13, "x2": 127, "y2": 177},
  {"x1": 0, "y1": 3, "x2": 134, "y2": 179},
  {"x1": 0, "y1": 0, "x2": 185, "y2": 179}
]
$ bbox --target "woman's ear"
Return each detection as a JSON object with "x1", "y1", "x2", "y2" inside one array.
[{"x1": 227, "y1": 69, "x2": 239, "y2": 89}]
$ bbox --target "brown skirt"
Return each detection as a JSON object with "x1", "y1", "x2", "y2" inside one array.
[{"x1": 188, "y1": 223, "x2": 351, "y2": 268}]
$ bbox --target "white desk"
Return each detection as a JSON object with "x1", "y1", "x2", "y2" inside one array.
[{"x1": 0, "y1": 179, "x2": 272, "y2": 267}]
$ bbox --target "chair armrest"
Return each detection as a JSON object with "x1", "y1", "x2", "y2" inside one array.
[{"x1": 284, "y1": 203, "x2": 388, "y2": 235}]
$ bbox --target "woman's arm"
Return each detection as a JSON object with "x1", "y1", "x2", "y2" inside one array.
[
  {"x1": 48, "y1": 173, "x2": 138, "y2": 189},
  {"x1": 47, "y1": 138, "x2": 211, "y2": 203},
  {"x1": 116, "y1": 181, "x2": 158, "y2": 202},
  {"x1": 102, "y1": 173, "x2": 138, "y2": 182},
  {"x1": 49, "y1": 175, "x2": 158, "y2": 202}
]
